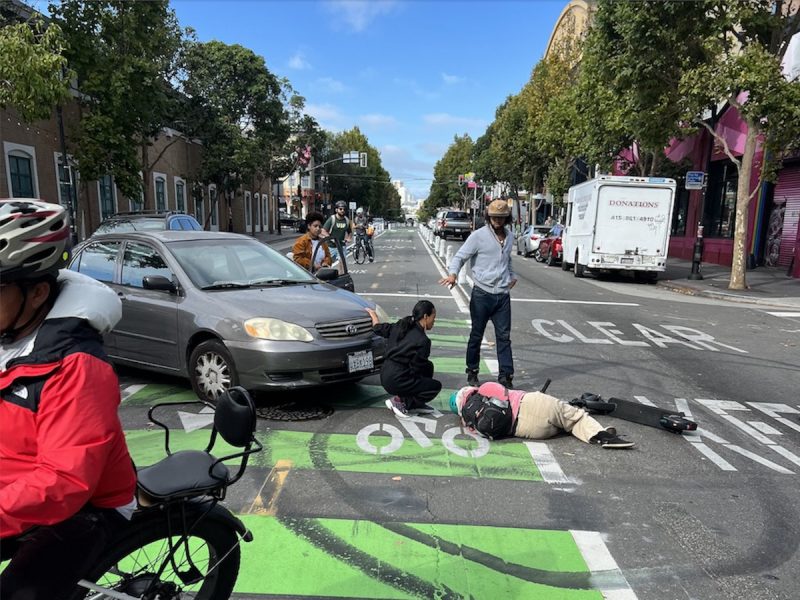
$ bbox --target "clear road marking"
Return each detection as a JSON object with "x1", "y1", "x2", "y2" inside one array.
[
  {"x1": 484, "y1": 358, "x2": 499, "y2": 376},
  {"x1": 747, "y1": 402, "x2": 800, "y2": 434},
  {"x1": 525, "y1": 442, "x2": 571, "y2": 484},
  {"x1": 570, "y1": 530, "x2": 638, "y2": 599},
  {"x1": 177, "y1": 406, "x2": 215, "y2": 432},
  {"x1": 675, "y1": 398, "x2": 737, "y2": 472},
  {"x1": 747, "y1": 421, "x2": 782, "y2": 435},
  {"x1": 765, "y1": 311, "x2": 800, "y2": 317},
  {"x1": 633, "y1": 395, "x2": 657, "y2": 407}
]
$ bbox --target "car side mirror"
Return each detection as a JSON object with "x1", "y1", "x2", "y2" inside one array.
[
  {"x1": 143, "y1": 275, "x2": 176, "y2": 293},
  {"x1": 315, "y1": 267, "x2": 338, "y2": 281}
]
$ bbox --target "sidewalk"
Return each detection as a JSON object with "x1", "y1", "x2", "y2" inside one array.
[{"x1": 658, "y1": 258, "x2": 800, "y2": 309}]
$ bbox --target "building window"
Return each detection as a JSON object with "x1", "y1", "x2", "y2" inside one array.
[
  {"x1": 54, "y1": 154, "x2": 77, "y2": 213},
  {"x1": 9, "y1": 154, "x2": 34, "y2": 197},
  {"x1": 245, "y1": 191, "x2": 252, "y2": 227},
  {"x1": 175, "y1": 180, "x2": 185, "y2": 212},
  {"x1": 155, "y1": 176, "x2": 166, "y2": 211},
  {"x1": 671, "y1": 188, "x2": 689, "y2": 236},
  {"x1": 704, "y1": 160, "x2": 738, "y2": 239},
  {"x1": 98, "y1": 174, "x2": 116, "y2": 220}
]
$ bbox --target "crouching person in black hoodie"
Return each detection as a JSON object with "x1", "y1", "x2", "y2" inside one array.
[{"x1": 366, "y1": 301, "x2": 441, "y2": 418}]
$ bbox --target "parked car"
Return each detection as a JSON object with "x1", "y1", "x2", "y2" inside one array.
[
  {"x1": 68, "y1": 230, "x2": 388, "y2": 401},
  {"x1": 279, "y1": 211, "x2": 305, "y2": 231},
  {"x1": 94, "y1": 211, "x2": 202, "y2": 235},
  {"x1": 435, "y1": 209, "x2": 472, "y2": 240},
  {"x1": 516, "y1": 225, "x2": 551, "y2": 258},
  {"x1": 537, "y1": 228, "x2": 564, "y2": 266}
]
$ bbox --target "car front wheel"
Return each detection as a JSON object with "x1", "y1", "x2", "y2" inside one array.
[{"x1": 189, "y1": 339, "x2": 239, "y2": 402}]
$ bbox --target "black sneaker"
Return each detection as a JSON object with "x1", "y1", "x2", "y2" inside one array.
[
  {"x1": 466, "y1": 369, "x2": 480, "y2": 387},
  {"x1": 498, "y1": 374, "x2": 514, "y2": 389},
  {"x1": 590, "y1": 429, "x2": 635, "y2": 449}
]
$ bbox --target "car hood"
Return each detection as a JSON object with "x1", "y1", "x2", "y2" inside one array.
[{"x1": 193, "y1": 282, "x2": 372, "y2": 326}]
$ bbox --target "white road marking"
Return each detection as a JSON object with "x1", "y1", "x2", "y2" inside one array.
[
  {"x1": 746, "y1": 421, "x2": 782, "y2": 435},
  {"x1": 120, "y1": 383, "x2": 146, "y2": 402},
  {"x1": 633, "y1": 395, "x2": 657, "y2": 407},
  {"x1": 484, "y1": 359, "x2": 499, "y2": 376},
  {"x1": 570, "y1": 530, "x2": 638, "y2": 600},
  {"x1": 417, "y1": 230, "x2": 469, "y2": 313},
  {"x1": 675, "y1": 398, "x2": 737, "y2": 472},
  {"x1": 525, "y1": 442, "x2": 571, "y2": 484},
  {"x1": 747, "y1": 402, "x2": 800, "y2": 434},
  {"x1": 360, "y1": 292, "x2": 453, "y2": 299},
  {"x1": 512, "y1": 298, "x2": 640, "y2": 306},
  {"x1": 765, "y1": 311, "x2": 800, "y2": 317}
]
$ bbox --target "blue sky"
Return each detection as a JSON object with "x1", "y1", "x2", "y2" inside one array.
[{"x1": 172, "y1": 1, "x2": 566, "y2": 199}]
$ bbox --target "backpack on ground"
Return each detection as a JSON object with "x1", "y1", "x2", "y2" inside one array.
[{"x1": 460, "y1": 393, "x2": 514, "y2": 440}]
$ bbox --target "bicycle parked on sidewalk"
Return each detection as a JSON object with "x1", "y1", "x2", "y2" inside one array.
[{"x1": 70, "y1": 387, "x2": 262, "y2": 600}]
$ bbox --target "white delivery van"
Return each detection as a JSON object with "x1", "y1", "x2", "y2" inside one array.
[{"x1": 561, "y1": 175, "x2": 676, "y2": 281}]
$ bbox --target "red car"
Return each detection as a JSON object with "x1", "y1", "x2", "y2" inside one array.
[{"x1": 537, "y1": 229, "x2": 563, "y2": 266}]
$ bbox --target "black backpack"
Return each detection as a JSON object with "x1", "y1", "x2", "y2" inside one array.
[{"x1": 461, "y1": 392, "x2": 514, "y2": 440}]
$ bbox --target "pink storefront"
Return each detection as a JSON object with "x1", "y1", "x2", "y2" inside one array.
[{"x1": 664, "y1": 104, "x2": 800, "y2": 278}]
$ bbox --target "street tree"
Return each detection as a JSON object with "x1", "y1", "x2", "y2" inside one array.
[
  {"x1": 0, "y1": 12, "x2": 71, "y2": 122},
  {"x1": 181, "y1": 40, "x2": 288, "y2": 229},
  {"x1": 51, "y1": 0, "x2": 186, "y2": 214},
  {"x1": 422, "y1": 134, "x2": 474, "y2": 218}
]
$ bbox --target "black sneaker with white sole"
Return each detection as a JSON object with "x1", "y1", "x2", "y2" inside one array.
[
  {"x1": 385, "y1": 396, "x2": 409, "y2": 418},
  {"x1": 466, "y1": 368, "x2": 480, "y2": 387},
  {"x1": 589, "y1": 429, "x2": 635, "y2": 449}
]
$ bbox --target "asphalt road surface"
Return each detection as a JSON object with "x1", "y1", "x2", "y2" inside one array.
[{"x1": 118, "y1": 225, "x2": 800, "y2": 600}]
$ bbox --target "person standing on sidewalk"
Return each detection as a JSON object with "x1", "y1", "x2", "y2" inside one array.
[
  {"x1": 366, "y1": 301, "x2": 441, "y2": 417},
  {"x1": 439, "y1": 199, "x2": 517, "y2": 388}
]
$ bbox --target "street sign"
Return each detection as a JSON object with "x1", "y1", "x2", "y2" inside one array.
[
  {"x1": 471, "y1": 199, "x2": 480, "y2": 209},
  {"x1": 349, "y1": 201, "x2": 356, "y2": 210},
  {"x1": 686, "y1": 171, "x2": 706, "y2": 190}
]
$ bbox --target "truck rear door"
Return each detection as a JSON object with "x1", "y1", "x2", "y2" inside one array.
[{"x1": 594, "y1": 184, "x2": 673, "y2": 256}]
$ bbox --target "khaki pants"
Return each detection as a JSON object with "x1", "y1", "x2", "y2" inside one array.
[{"x1": 514, "y1": 392, "x2": 605, "y2": 443}]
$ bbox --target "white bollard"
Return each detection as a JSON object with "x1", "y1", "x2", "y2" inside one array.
[
  {"x1": 458, "y1": 264, "x2": 467, "y2": 285},
  {"x1": 445, "y1": 245, "x2": 453, "y2": 267},
  {"x1": 439, "y1": 239, "x2": 446, "y2": 260}
]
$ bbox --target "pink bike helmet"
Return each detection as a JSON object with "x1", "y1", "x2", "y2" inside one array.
[{"x1": 0, "y1": 199, "x2": 71, "y2": 282}]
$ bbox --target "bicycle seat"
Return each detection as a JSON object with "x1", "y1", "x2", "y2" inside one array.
[{"x1": 136, "y1": 386, "x2": 261, "y2": 502}]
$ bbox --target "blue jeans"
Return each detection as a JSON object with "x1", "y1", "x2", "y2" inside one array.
[{"x1": 467, "y1": 286, "x2": 513, "y2": 378}]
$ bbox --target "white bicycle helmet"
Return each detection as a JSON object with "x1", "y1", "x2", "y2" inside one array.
[
  {"x1": 0, "y1": 199, "x2": 71, "y2": 282},
  {"x1": 356, "y1": 207, "x2": 364, "y2": 215}
]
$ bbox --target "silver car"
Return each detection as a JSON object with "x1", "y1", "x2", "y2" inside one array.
[
  {"x1": 516, "y1": 225, "x2": 552, "y2": 258},
  {"x1": 69, "y1": 231, "x2": 388, "y2": 401}
]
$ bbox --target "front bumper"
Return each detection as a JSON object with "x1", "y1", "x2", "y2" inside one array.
[{"x1": 226, "y1": 335, "x2": 386, "y2": 389}]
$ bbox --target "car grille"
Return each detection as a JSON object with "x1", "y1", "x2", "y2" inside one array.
[{"x1": 315, "y1": 316, "x2": 373, "y2": 340}]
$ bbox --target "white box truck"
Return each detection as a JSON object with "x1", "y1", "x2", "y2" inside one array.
[{"x1": 561, "y1": 175, "x2": 676, "y2": 281}]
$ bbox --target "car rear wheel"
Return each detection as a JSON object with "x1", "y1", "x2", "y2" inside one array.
[{"x1": 189, "y1": 340, "x2": 239, "y2": 402}]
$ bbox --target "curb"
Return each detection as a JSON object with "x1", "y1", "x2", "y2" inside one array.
[{"x1": 657, "y1": 280, "x2": 800, "y2": 310}]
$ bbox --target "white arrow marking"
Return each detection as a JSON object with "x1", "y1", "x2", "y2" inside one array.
[{"x1": 178, "y1": 406, "x2": 215, "y2": 433}]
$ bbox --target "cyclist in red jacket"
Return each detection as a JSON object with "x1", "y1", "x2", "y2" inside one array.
[{"x1": 0, "y1": 199, "x2": 136, "y2": 599}]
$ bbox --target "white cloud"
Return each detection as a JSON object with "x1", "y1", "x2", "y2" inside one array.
[
  {"x1": 417, "y1": 141, "x2": 448, "y2": 157},
  {"x1": 379, "y1": 145, "x2": 435, "y2": 198},
  {"x1": 315, "y1": 77, "x2": 348, "y2": 93},
  {"x1": 305, "y1": 103, "x2": 347, "y2": 131},
  {"x1": 288, "y1": 52, "x2": 311, "y2": 70},
  {"x1": 393, "y1": 77, "x2": 439, "y2": 101},
  {"x1": 358, "y1": 113, "x2": 398, "y2": 129},
  {"x1": 442, "y1": 73, "x2": 465, "y2": 85},
  {"x1": 325, "y1": 0, "x2": 399, "y2": 33},
  {"x1": 423, "y1": 113, "x2": 487, "y2": 129}
]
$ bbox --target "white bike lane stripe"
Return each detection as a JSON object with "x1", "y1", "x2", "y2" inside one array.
[
  {"x1": 570, "y1": 530, "x2": 639, "y2": 600},
  {"x1": 417, "y1": 229, "x2": 469, "y2": 313}
]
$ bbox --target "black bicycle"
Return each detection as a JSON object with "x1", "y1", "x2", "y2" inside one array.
[
  {"x1": 353, "y1": 234, "x2": 373, "y2": 265},
  {"x1": 72, "y1": 387, "x2": 262, "y2": 600}
]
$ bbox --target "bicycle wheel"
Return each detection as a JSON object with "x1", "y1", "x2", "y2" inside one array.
[
  {"x1": 354, "y1": 243, "x2": 365, "y2": 264},
  {"x1": 73, "y1": 514, "x2": 241, "y2": 600}
]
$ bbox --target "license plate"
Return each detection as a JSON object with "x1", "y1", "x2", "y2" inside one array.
[
  {"x1": 621, "y1": 257, "x2": 634, "y2": 264},
  {"x1": 454, "y1": 229, "x2": 462, "y2": 233},
  {"x1": 347, "y1": 350, "x2": 374, "y2": 373}
]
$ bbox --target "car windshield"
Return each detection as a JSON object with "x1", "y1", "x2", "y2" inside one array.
[
  {"x1": 168, "y1": 238, "x2": 317, "y2": 289},
  {"x1": 95, "y1": 218, "x2": 165, "y2": 234},
  {"x1": 446, "y1": 212, "x2": 468, "y2": 220}
]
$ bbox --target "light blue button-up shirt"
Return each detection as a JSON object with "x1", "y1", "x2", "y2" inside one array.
[{"x1": 448, "y1": 225, "x2": 516, "y2": 295}]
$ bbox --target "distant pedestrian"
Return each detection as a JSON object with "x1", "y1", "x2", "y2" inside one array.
[
  {"x1": 439, "y1": 199, "x2": 517, "y2": 388},
  {"x1": 292, "y1": 211, "x2": 331, "y2": 272},
  {"x1": 544, "y1": 216, "x2": 554, "y2": 227},
  {"x1": 366, "y1": 301, "x2": 441, "y2": 417}
]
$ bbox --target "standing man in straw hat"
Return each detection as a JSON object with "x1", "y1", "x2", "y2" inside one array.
[{"x1": 439, "y1": 199, "x2": 517, "y2": 388}]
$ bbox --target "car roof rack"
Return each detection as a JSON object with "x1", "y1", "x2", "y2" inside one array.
[{"x1": 110, "y1": 210, "x2": 187, "y2": 217}]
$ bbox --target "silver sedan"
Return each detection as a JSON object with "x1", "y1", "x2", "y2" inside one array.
[{"x1": 69, "y1": 230, "x2": 389, "y2": 401}]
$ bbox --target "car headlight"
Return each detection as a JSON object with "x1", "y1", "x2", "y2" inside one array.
[
  {"x1": 244, "y1": 318, "x2": 313, "y2": 342},
  {"x1": 374, "y1": 304, "x2": 390, "y2": 323}
]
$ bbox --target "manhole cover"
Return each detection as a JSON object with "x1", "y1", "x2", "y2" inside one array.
[{"x1": 256, "y1": 402, "x2": 333, "y2": 421}]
